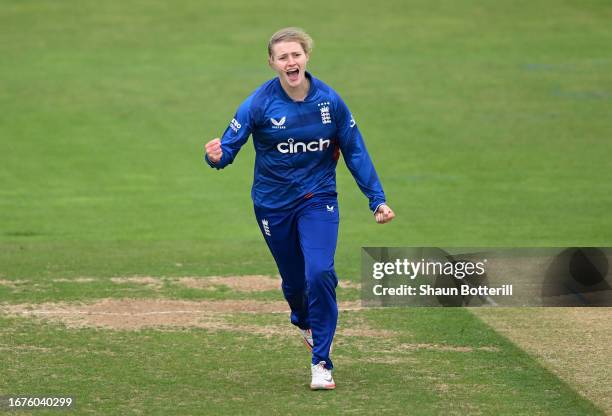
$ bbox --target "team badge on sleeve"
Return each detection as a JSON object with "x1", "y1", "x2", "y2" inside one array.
[{"x1": 230, "y1": 118, "x2": 241, "y2": 133}]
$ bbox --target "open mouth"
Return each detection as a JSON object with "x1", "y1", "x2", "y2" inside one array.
[{"x1": 286, "y1": 68, "x2": 299, "y2": 82}]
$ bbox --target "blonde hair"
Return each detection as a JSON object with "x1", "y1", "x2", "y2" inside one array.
[{"x1": 268, "y1": 27, "x2": 314, "y2": 58}]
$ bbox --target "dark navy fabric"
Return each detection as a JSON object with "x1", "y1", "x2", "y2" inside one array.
[
  {"x1": 254, "y1": 194, "x2": 339, "y2": 369},
  {"x1": 205, "y1": 72, "x2": 386, "y2": 212}
]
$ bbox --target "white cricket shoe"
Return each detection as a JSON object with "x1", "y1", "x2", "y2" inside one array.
[
  {"x1": 310, "y1": 361, "x2": 335, "y2": 390},
  {"x1": 300, "y1": 328, "x2": 314, "y2": 351}
]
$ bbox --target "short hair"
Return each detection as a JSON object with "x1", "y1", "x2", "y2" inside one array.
[{"x1": 268, "y1": 27, "x2": 314, "y2": 58}]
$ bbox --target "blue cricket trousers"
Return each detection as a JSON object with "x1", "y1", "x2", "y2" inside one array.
[{"x1": 254, "y1": 194, "x2": 339, "y2": 369}]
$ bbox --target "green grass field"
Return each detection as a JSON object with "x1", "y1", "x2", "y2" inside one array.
[{"x1": 1, "y1": 0, "x2": 611, "y2": 414}]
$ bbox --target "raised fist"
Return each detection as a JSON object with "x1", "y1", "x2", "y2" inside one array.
[
  {"x1": 205, "y1": 138, "x2": 223, "y2": 164},
  {"x1": 375, "y1": 204, "x2": 395, "y2": 224}
]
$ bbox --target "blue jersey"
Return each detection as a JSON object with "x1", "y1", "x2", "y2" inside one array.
[{"x1": 205, "y1": 72, "x2": 386, "y2": 212}]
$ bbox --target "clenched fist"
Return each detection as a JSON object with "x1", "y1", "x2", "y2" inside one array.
[
  {"x1": 374, "y1": 204, "x2": 395, "y2": 224},
  {"x1": 205, "y1": 138, "x2": 223, "y2": 164}
]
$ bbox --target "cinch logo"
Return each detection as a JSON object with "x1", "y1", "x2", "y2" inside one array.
[
  {"x1": 277, "y1": 138, "x2": 331, "y2": 154},
  {"x1": 271, "y1": 116, "x2": 286, "y2": 129}
]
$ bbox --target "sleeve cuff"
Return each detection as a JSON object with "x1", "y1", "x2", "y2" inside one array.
[
  {"x1": 204, "y1": 153, "x2": 220, "y2": 169},
  {"x1": 373, "y1": 202, "x2": 387, "y2": 213}
]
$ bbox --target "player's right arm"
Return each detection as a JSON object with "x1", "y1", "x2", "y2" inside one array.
[{"x1": 204, "y1": 94, "x2": 255, "y2": 169}]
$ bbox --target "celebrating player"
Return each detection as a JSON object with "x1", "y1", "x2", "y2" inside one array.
[{"x1": 204, "y1": 27, "x2": 395, "y2": 390}]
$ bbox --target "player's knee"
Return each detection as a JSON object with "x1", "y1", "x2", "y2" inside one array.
[
  {"x1": 306, "y1": 265, "x2": 337, "y2": 291},
  {"x1": 281, "y1": 281, "x2": 306, "y2": 298}
]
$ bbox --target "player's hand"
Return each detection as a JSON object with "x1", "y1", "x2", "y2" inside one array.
[
  {"x1": 205, "y1": 138, "x2": 223, "y2": 164},
  {"x1": 375, "y1": 204, "x2": 395, "y2": 224}
]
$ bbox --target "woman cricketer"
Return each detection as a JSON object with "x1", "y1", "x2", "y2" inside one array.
[{"x1": 204, "y1": 27, "x2": 395, "y2": 390}]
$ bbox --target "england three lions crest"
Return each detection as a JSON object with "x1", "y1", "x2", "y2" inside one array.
[{"x1": 318, "y1": 102, "x2": 331, "y2": 124}]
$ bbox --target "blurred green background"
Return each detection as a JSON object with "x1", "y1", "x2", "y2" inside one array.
[
  {"x1": 1, "y1": 0, "x2": 611, "y2": 281},
  {"x1": 1, "y1": 2, "x2": 611, "y2": 414}
]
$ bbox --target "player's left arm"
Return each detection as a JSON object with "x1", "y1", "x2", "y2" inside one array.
[{"x1": 333, "y1": 93, "x2": 395, "y2": 224}]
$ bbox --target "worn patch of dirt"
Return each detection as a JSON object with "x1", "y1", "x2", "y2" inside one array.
[
  {"x1": 364, "y1": 343, "x2": 498, "y2": 354},
  {"x1": 0, "y1": 345, "x2": 52, "y2": 353},
  {"x1": 0, "y1": 299, "x2": 363, "y2": 332},
  {"x1": 110, "y1": 277, "x2": 164, "y2": 289},
  {"x1": 1, "y1": 294, "x2": 506, "y2": 379},
  {"x1": 0, "y1": 279, "x2": 28, "y2": 288},
  {"x1": 177, "y1": 275, "x2": 280, "y2": 292},
  {"x1": 339, "y1": 327, "x2": 397, "y2": 338},
  {"x1": 353, "y1": 355, "x2": 419, "y2": 365},
  {"x1": 339, "y1": 280, "x2": 361, "y2": 289},
  {"x1": 472, "y1": 307, "x2": 612, "y2": 414},
  {"x1": 1, "y1": 276, "x2": 361, "y2": 294},
  {"x1": 0, "y1": 297, "x2": 404, "y2": 346},
  {"x1": 176, "y1": 276, "x2": 361, "y2": 292},
  {"x1": 395, "y1": 343, "x2": 499, "y2": 353},
  {"x1": 0, "y1": 298, "x2": 403, "y2": 342}
]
